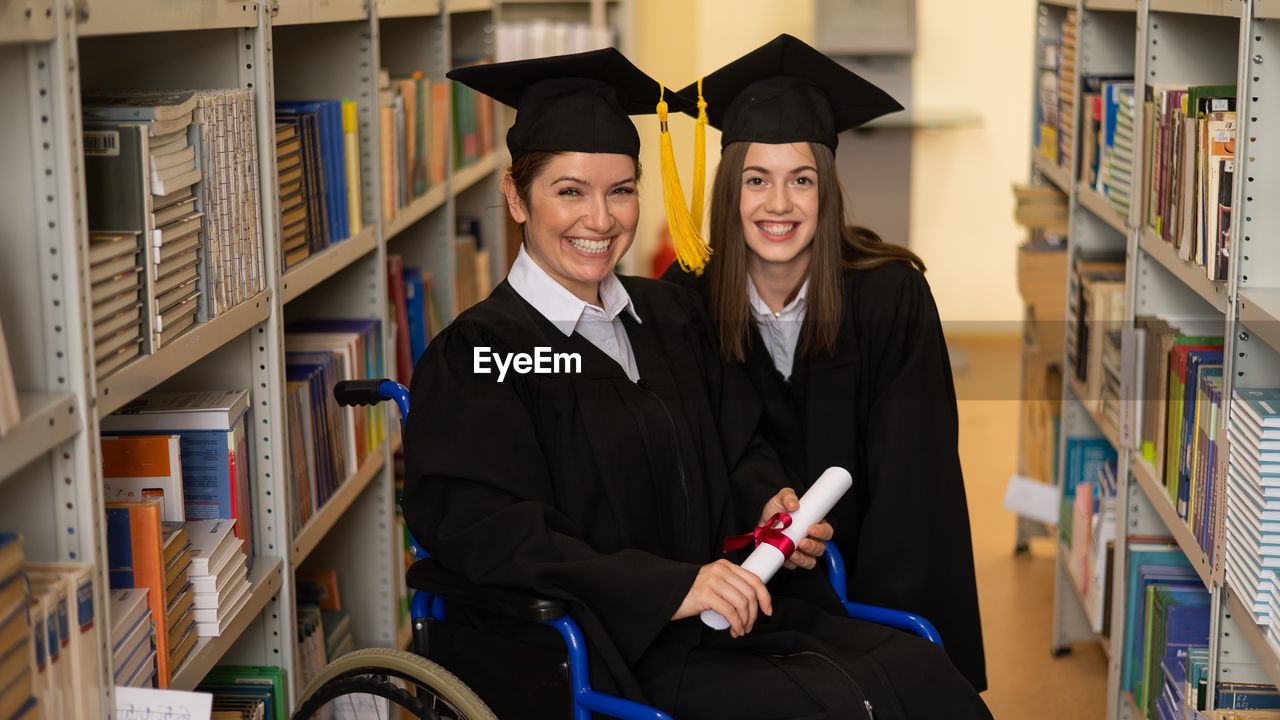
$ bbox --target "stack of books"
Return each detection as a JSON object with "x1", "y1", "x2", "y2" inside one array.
[
  {"x1": 0, "y1": 536, "x2": 36, "y2": 719},
  {"x1": 276, "y1": 122, "x2": 310, "y2": 270},
  {"x1": 161, "y1": 522, "x2": 197, "y2": 678},
  {"x1": 1056, "y1": 10, "x2": 1078, "y2": 175},
  {"x1": 194, "y1": 89, "x2": 266, "y2": 316},
  {"x1": 185, "y1": 519, "x2": 250, "y2": 638},
  {"x1": 276, "y1": 98, "x2": 361, "y2": 260},
  {"x1": 83, "y1": 90, "x2": 206, "y2": 352},
  {"x1": 100, "y1": 389, "x2": 256, "y2": 568},
  {"x1": 1142, "y1": 83, "x2": 1237, "y2": 281},
  {"x1": 197, "y1": 665, "x2": 287, "y2": 720},
  {"x1": 1108, "y1": 86, "x2": 1137, "y2": 214},
  {"x1": 377, "y1": 70, "x2": 449, "y2": 222},
  {"x1": 105, "y1": 499, "x2": 191, "y2": 686},
  {"x1": 1226, "y1": 388, "x2": 1280, "y2": 633},
  {"x1": 109, "y1": 587, "x2": 155, "y2": 689},
  {"x1": 87, "y1": 231, "x2": 146, "y2": 378},
  {"x1": 26, "y1": 562, "x2": 100, "y2": 718},
  {"x1": 285, "y1": 319, "x2": 384, "y2": 535}
]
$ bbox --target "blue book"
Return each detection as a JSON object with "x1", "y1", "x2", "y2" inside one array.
[
  {"x1": 403, "y1": 268, "x2": 428, "y2": 366},
  {"x1": 286, "y1": 360, "x2": 335, "y2": 507},
  {"x1": 278, "y1": 100, "x2": 344, "y2": 245},
  {"x1": 1123, "y1": 544, "x2": 1198, "y2": 691},
  {"x1": 1237, "y1": 388, "x2": 1280, "y2": 427},
  {"x1": 1217, "y1": 683, "x2": 1280, "y2": 709}
]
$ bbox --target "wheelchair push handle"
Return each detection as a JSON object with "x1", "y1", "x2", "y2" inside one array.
[{"x1": 333, "y1": 379, "x2": 411, "y2": 426}]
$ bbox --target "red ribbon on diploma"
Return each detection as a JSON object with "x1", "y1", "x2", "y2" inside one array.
[{"x1": 723, "y1": 512, "x2": 795, "y2": 557}]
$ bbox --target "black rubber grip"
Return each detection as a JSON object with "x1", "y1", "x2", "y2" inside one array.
[{"x1": 333, "y1": 379, "x2": 389, "y2": 407}]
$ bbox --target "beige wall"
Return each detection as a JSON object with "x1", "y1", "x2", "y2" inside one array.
[
  {"x1": 910, "y1": 0, "x2": 1034, "y2": 326},
  {"x1": 629, "y1": 0, "x2": 1033, "y2": 327}
]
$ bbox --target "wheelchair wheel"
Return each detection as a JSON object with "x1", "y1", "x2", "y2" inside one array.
[{"x1": 293, "y1": 647, "x2": 498, "y2": 720}]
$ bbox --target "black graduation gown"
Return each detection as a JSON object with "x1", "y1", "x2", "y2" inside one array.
[
  {"x1": 663, "y1": 261, "x2": 989, "y2": 693},
  {"x1": 402, "y1": 277, "x2": 992, "y2": 719}
]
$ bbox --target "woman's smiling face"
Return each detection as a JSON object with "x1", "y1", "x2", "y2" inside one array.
[
  {"x1": 505, "y1": 152, "x2": 639, "y2": 304},
  {"x1": 738, "y1": 141, "x2": 819, "y2": 275}
]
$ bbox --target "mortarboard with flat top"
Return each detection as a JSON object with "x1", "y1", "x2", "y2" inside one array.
[
  {"x1": 680, "y1": 33, "x2": 903, "y2": 150},
  {"x1": 446, "y1": 47, "x2": 690, "y2": 160}
]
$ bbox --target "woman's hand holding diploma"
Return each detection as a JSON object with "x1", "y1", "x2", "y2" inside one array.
[
  {"x1": 671, "y1": 559, "x2": 773, "y2": 638},
  {"x1": 698, "y1": 467, "x2": 853, "y2": 630},
  {"x1": 756, "y1": 488, "x2": 834, "y2": 570}
]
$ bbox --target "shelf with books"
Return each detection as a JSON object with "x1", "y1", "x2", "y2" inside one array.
[
  {"x1": 273, "y1": 0, "x2": 371, "y2": 26},
  {"x1": 96, "y1": 289, "x2": 273, "y2": 417},
  {"x1": 1034, "y1": 153, "x2": 1072, "y2": 194},
  {"x1": 168, "y1": 556, "x2": 285, "y2": 691},
  {"x1": 0, "y1": 0, "x2": 55, "y2": 44},
  {"x1": 1224, "y1": 582, "x2": 1280, "y2": 691},
  {"x1": 281, "y1": 226, "x2": 379, "y2": 305},
  {"x1": 1139, "y1": 227, "x2": 1230, "y2": 314},
  {"x1": 379, "y1": 0, "x2": 443, "y2": 17},
  {"x1": 0, "y1": 393, "x2": 81, "y2": 483},
  {"x1": 449, "y1": 0, "x2": 495, "y2": 12},
  {"x1": 385, "y1": 184, "x2": 449, "y2": 241},
  {"x1": 292, "y1": 442, "x2": 388, "y2": 567},
  {"x1": 1077, "y1": 183, "x2": 1127, "y2": 235},
  {"x1": 1239, "y1": 288, "x2": 1280, "y2": 356},
  {"x1": 452, "y1": 152, "x2": 500, "y2": 197},
  {"x1": 1130, "y1": 455, "x2": 1212, "y2": 587},
  {"x1": 1149, "y1": 0, "x2": 1243, "y2": 17},
  {"x1": 76, "y1": 0, "x2": 259, "y2": 36}
]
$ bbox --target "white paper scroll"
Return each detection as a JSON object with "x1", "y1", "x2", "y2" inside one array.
[{"x1": 701, "y1": 466, "x2": 853, "y2": 630}]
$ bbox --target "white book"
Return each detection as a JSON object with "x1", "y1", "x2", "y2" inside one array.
[
  {"x1": 108, "y1": 588, "x2": 149, "y2": 652},
  {"x1": 192, "y1": 577, "x2": 248, "y2": 621},
  {"x1": 101, "y1": 389, "x2": 249, "y2": 432},
  {"x1": 185, "y1": 519, "x2": 236, "y2": 575}
]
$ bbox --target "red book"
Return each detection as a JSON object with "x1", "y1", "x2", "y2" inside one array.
[{"x1": 387, "y1": 254, "x2": 413, "y2": 384}]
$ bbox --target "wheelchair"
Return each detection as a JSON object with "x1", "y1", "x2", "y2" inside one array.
[{"x1": 292, "y1": 380, "x2": 942, "y2": 720}]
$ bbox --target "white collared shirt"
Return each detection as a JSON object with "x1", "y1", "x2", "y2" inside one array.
[
  {"x1": 507, "y1": 244, "x2": 642, "y2": 382},
  {"x1": 747, "y1": 275, "x2": 808, "y2": 380}
]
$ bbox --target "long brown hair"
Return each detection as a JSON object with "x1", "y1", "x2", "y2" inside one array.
[{"x1": 706, "y1": 141, "x2": 925, "y2": 362}]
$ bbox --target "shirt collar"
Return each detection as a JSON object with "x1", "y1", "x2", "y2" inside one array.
[
  {"x1": 507, "y1": 244, "x2": 641, "y2": 336},
  {"x1": 746, "y1": 274, "x2": 808, "y2": 320}
]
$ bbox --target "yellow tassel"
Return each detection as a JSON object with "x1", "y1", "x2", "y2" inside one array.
[
  {"x1": 658, "y1": 83, "x2": 712, "y2": 274},
  {"x1": 691, "y1": 77, "x2": 707, "y2": 229}
]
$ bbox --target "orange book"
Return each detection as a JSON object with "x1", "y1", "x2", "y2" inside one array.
[
  {"x1": 104, "y1": 500, "x2": 172, "y2": 685},
  {"x1": 429, "y1": 81, "x2": 449, "y2": 185}
]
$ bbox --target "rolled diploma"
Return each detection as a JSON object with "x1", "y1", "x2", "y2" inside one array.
[{"x1": 700, "y1": 466, "x2": 853, "y2": 630}]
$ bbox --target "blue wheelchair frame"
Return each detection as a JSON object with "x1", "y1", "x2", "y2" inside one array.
[{"x1": 338, "y1": 379, "x2": 941, "y2": 720}]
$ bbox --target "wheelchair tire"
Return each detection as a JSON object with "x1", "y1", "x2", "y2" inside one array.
[{"x1": 292, "y1": 647, "x2": 498, "y2": 720}]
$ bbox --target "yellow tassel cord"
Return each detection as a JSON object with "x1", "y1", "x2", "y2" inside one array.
[{"x1": 658, "y1": 83, "x2": 712, "y2": 274}]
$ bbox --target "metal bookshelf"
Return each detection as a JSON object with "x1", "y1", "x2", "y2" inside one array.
[
  {"x1": 0, "y1": 393, "x2": 81, "y2": 483},
  {"x1": 1029, "y1": 1, "x2": 1280, "y2": 717},
  {"x1": 0, "y1": 0, "x2": 510, "y2": 712}
]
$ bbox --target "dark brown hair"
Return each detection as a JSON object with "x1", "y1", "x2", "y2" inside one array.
[{"x1": 707, "y1": 141, "x2": 925, "y2": 362}]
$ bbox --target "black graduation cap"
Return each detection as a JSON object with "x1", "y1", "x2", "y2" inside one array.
[
  {"x1": 447, "y1": 48, "x2": 691, "y2": 160},
  {"x1": 680, "y1": 34, "x2": 903, "y2": 150}
]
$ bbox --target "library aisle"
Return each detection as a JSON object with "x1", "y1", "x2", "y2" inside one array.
[{"x1": 952, "y1": 333, "x2": 1108, "y2": 718}]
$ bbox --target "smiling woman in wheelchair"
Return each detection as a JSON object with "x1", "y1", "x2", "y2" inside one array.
[{"x1": 401, "y1": 49, "x2": 992, "y2": 720}]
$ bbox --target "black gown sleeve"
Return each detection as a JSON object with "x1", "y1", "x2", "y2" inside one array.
[
  {"x1": 853, "y1": 267, "x2": 987, "y2": 691},
  {"x1": 400, "y1": 321, "x2": 700, "y2": 670}
]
